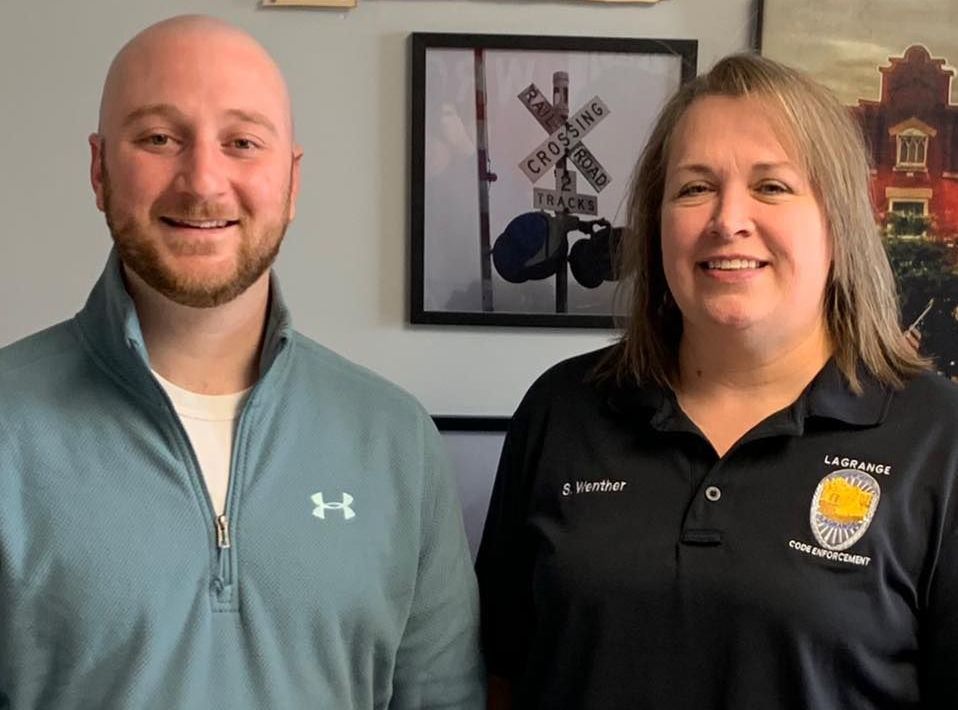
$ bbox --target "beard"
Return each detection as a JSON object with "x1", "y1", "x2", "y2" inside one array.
[{"x1": 101, "y1": 156, "x2": 292, "y2": 308}]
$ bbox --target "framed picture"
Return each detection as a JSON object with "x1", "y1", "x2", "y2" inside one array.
[
  {"x1": 411, "y1": 33, "x2": 697, "y2": 328},
  {"x1": 433, "y1": 416, "x2": 510, "y2": 558},
  {"x1": 760, "y1": 0, "x2": 958, "y2": 382}
]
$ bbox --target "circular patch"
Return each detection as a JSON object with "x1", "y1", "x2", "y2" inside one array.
[{"x1": 809, "y1": 468, "x2": 881, "y2": 551}]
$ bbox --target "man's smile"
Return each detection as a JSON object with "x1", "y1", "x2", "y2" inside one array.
[{"x1": 160, "y1": 217, "x2": 239, "y2": 229}]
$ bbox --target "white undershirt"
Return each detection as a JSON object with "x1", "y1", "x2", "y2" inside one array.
[{"x1": 152, "y1": 370, "x2": 251, "y2": 516}]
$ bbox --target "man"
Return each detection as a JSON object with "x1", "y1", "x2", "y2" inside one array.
[{"x1": 0, "y1": 15, "x2": 483, "y2": 709}]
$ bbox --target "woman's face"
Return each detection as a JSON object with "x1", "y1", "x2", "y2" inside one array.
[{"x1": 660, "y1": 95, "x2": 832, "y2": 346}]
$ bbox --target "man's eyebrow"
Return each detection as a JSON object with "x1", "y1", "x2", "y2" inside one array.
[
  {"x1": 120, "y1": 105, "x2": 279, "y2": 137},
  {"x1": 121, "y1": 103, "x2": 188, "y2": 128},
  {"x1": 225, "y1": 108, "x2": 279, "y2": 136}
]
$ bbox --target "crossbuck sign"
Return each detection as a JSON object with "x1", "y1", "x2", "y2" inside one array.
[{"x1": 517, "y1": 83, "x2": 612, "y2": 216}]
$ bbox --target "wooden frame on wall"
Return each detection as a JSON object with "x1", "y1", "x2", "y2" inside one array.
[
  {"x1": 410, "y1": 32, "x2": 696, "y2": 329},
  {"x1": 262, "y1": 0, "x2": 357, "y2": 7},
  {"x1": 262, "y1": 0, "x2": 660, "y2": 6}
]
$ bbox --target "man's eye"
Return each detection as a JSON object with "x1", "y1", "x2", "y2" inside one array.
[
  {"x1": 230, "y1": 138, "x2": 256, "y2": 150},
  {"x1": 145, "y1": 134, "x2": 171, "y2": 146}
]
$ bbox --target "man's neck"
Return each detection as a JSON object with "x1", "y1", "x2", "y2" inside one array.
[{"x1": 124, "y1": 267, "x2": 270, "y2": 395}]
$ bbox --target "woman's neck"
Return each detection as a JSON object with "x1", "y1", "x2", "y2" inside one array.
[{"x1": 674, "y1": 320, "x2": 833, "y2": 456}]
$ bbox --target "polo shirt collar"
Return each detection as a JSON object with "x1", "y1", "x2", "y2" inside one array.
[
  {"x1": 803, "y1": 359, "x2": 891, "y2": 426},
  {"x1": 606, "y1": 358, "x2": 891, "y2": 431}
]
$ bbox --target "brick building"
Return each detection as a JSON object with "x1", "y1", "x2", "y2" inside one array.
[{"x1": 853, "y1": 45, "x2": 958, "y2": 241}]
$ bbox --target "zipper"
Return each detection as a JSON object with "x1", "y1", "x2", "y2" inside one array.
[
  {"x1": 210, "y1": 386, "x2": 258, "y2": 609},
  {"x1": 135, "y1": 335, "x2": 284, "y2": 611},
  {"x1": 144, "y1": 362, "x2": 246, "y2": 609},
  {"x1": 216, "y1": 514, "x2": 231, "y2": 549}
]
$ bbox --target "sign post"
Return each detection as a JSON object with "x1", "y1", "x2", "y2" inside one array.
[
  {"x1": 474, "y1": 49, "x2": 498, "y2": 312},
  {"x1": 517, "y1": 76, "x2": 612, "y2": 312}
]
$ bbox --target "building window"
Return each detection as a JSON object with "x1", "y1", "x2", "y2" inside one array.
[
  {"x1": 896, "y1": 130, "x2": 928, "y2": 168},
  {"x1": 888, "y1": 199, "x2": 929, "y2": 238}
]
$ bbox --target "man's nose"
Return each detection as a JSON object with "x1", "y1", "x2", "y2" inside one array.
[
  {"x1": 708, "y1": 186, "x2": 754, "y2": 240},
  {"x1": 175, "y1": 139, "x2": 228, "y2": 198}
]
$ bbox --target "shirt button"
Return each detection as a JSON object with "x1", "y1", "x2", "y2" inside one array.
[{"x1": 705, "y1": 485, "x2": 722, "y2": 502}]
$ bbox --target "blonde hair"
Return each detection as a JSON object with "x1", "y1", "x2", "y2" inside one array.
[{"x1": 608, "y1": 52, "x2": 927, "y2": 392}]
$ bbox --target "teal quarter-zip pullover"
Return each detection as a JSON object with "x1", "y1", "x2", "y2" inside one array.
[{"x1": 0, "y1": 252, "x2": 484, "y2": 709}]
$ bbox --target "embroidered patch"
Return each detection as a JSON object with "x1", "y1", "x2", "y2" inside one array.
[
  {"x1": 809, "y1": 469, "x2": 880, "y2": 551},
  {"x1": 311, "y1": 492, "x2": 356, "y2": 520}
]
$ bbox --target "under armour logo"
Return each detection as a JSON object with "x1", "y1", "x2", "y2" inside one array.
[{"x1": 311, "y1": 492, "x2": 355, "y2": 520}]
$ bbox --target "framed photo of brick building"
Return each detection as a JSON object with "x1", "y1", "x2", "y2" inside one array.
[{"x1": 759, "y1": 0, "x2": 958, "y2": 381}]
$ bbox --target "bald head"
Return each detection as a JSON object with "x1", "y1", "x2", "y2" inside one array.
[
  {"x1": 98, "y1": 15, "x2": 294, "y2": 143},
  {"x1": 88, "y1": 15, "x2": 303, "y2": 310}
]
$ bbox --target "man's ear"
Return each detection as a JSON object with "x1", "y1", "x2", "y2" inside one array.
[
  {"x1": 89, "y1": 133, "x2": 106, "y2": 212},
  {"x1": 288, "y1": 145, "x2": 304, "y2": 222}
]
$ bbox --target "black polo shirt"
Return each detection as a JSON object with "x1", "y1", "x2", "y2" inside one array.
[{"x1": 476, "y1": 347, "x2": 958, "y2": 709}]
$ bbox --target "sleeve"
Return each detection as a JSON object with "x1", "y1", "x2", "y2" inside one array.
[
  {"x1": 474, "y1": 396, "x2": 540, "y2": 681},
  {"x1": 922, "y1": 526, "x2": 958, "y2": 707},
  {"x1": 0, "y1": 416, "x2": 11, "y2": 709},
  {"x1": 389, "y1": 414, "x2": 485, "y2": 710}
]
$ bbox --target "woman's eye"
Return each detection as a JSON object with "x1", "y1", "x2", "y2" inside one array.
[
  {"x1": 757, "y1": 181, "x2": 790, "y2": 195},
  {"x1": 677, "y1": 183, "x2": 710, "y2": 198}
]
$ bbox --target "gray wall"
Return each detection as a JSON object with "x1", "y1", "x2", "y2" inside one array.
[{"x1": 0, "y1": 0, "x2": 755, "y2": 415}]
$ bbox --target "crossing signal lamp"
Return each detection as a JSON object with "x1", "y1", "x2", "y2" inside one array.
[{"x1": 491, "y1": 212, "x2": 622, "y2": 288}]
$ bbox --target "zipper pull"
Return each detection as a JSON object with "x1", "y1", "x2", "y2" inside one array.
[{"x1": 216, "y1": 514, "x2": 231, "y2": 549}]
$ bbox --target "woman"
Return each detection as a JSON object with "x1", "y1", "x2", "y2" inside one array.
[{"x1": 476, "y1": 54, "x2": 958, "y2": 709}]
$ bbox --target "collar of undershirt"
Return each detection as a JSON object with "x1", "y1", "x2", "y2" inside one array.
[{"x1": 151, "y1": 369, "x2": 251, "y2": 421}]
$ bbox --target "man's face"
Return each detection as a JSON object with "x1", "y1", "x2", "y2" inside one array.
[{"x1": 91, "y1": 26, "x2": 302, "y2": 308}]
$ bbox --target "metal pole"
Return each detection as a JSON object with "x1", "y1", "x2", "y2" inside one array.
[
  {"x1": 553, "y1": 71, "x2": 570, "y2": 314},
  {"x1": 474, "y1": 49, "x2": 496, "y2": 312}
]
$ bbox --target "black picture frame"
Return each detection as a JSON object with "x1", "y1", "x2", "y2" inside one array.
[
  {"x1": 410, "y1": 32, "x2": 697, "y2": 328},
  {"x1": 432, "y1": 415, "x2": 510, "y2": 558}
]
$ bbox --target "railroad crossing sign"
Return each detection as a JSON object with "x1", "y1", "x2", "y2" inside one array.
[
  {"x1": 517, "y1": 83, "x2": 612, "y2": 216},
  {"x1": 532, "y1": 168, "x2": 597, "y2": 215}
]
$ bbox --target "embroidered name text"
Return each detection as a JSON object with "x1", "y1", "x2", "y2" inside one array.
[{"x1": 562, "y1": 479, "x2": 628, "y2": 496}]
